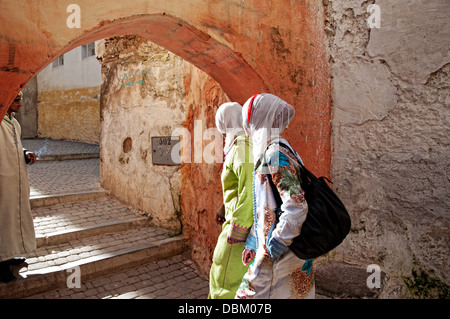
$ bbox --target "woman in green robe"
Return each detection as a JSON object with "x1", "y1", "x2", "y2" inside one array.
[{"x1": 208, "y1": 102, "x2": 254, "y2": 299}]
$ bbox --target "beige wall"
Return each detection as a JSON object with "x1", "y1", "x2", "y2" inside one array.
[
  {"x1": 37, "y1": 87, "x2": 100, "y2": 143},
  {"x1": 326, "y1": 0, "x2": 450, "y2": 297},
  {"x1": 36, "y1": 45, "x2": 101, "y2": 143},
  {"x1": 98, "y1": 36, "x2": 229, "y2": 273},
  {"x1": 98, "y1": 36, "x2": 225, "y2": 234}
]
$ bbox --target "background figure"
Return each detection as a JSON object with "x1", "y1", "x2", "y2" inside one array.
[
  {"x1": 0, "y1": 91, "x2": 37, "y2": 283},
  {"x1": 236, "y1": 93, "x2": 315, "y2": 299},
  {"x1": 208, "y1": 102, "x2": 254, "y2": 299}
]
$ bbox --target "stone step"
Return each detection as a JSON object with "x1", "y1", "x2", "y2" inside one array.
[
  {"x1": 27, "y1": 251, "x2": 208, "y2": 299},
  {"x1": 36, "y1": 152, "x2": 99, "y2": 162},
  {"x1": 31, "y1": 195, "x2": 148, "y2": 239},
  {"x1": 30, "y1": 190, "x2": 108, "y2": 208},
  {"x1": 0, "y1": 233, "x2": 187, "y2": 299},
  {"x1": 35, "y1": 217, "x2": 149, "y2": 248},
  {"x1": 25, "y1": 226, "x2": 174, "y2": 275},
  {"x1": 0, "y1": 194, "x2": 189, "y2": 299},
  {"x1": 27, "y1": 158, "x2": 101, "y2": 199}
]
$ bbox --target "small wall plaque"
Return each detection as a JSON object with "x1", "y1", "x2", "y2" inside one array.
[{"x1": 151, "y1": 136, "x2": 180, "y2": 165}]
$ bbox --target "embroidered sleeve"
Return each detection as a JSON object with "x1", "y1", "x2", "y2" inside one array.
[
  {"x1": 266, "y1": 148, "x2": 308, "y2": 247},
  {"x1": 228, "y1": 223, "x2": 250, "y2": 243}
]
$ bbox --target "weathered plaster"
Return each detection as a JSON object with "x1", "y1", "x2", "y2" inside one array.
[
  {"x1": 0, "y1": 1, "x2": 331, "y2": 180},
  {"x1": 326, "y1": 0, "x2": 450, "y2": 297},
  {"x1": 98, "y1": 37, "x2": 187, "y2": 231},
  {"x1": 37, "y1": 87, "x2": 100, "y2": 143}
]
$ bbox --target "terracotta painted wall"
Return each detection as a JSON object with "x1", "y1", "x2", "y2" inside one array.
[
  {"x1": 180, "y1": 64, "x2": 230, "y2": 275},
  {"x1": 0, "y1": 0, "x2": 330, "y2": 282}
]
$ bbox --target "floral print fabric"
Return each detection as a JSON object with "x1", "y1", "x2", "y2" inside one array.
[{"x1": 235, "y1": 138, "x2": 315, "y2": 299}]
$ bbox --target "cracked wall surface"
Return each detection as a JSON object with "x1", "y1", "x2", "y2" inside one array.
[
  {"x1": 97, "y1": 36, "x2": 187, "y2": 231},
  {"x1": 97, "y1": 36, "x2": 229, "y2": 257},
  {"x1": 326, "y1": 0, "x2": 449, "y2": 297}
]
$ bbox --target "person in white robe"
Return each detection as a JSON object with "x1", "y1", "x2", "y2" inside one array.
[{"x1": 0, "y1": 91, "x2": 37, "y2": 282}]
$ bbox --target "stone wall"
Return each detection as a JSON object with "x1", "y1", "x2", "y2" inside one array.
[
  {"x1": 36, "y1": 44, "x2": 102, "y2": 143},
  {"x1": 180, "y1": 64, "x2": 230, "y2": 275},
  {"x1": 97, "y1": 36, "x2": 228, "y2": 249},
  {"x1": 0, "y1": 0, "x2": 332, "y2": 183},
  {"x1": 325, "y1": 0, "x2": 449, "y2": 298},
  {"x1": 15, "y1": 76, "x2": 38, "y2": 138},
  {"x1": 98, "y1": 36, "x2": 184, "y2": 231},
  {"x1": 37, "y1": 87, "x2": 100, "y2": 143},
  {"x1": 96, "y1": 0, "x2": 450, "y2": 296}
]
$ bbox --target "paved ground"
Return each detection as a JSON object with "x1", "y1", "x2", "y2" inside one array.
[
  {"x1": 23, "y1": 138, "x2": 101, "y2": 197},
  {"x1": 32, "y1": 196, "x2": 144, "y2": 238},
  {"x1": 16, "y1": 138, "x2": 210, "y2": 299},
  {"x1": 27, "y1": 158, "x2": 101, "y2": 197},
  {"x1": 22, "y1": 138, "x2": 99, "y2": 158},
  {"x1": 28, "y1": 252, "x2": 209, "y2": 299}
]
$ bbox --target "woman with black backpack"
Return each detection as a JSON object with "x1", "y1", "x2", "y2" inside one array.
[{"x1": 235, "y1": 93, "x2": 315, "y2": 299}]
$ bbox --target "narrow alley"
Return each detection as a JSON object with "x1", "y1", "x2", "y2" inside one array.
[
  {"x1": 0, "y1": 139, "x2": 209, "y2": 299},
  {"x1": 1, "y1": 0, "x2": 448, "y2": 301}
]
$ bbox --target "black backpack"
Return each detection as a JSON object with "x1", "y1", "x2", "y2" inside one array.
[{"x1": 265, "y1": 142, "x2": 351, "y2": 260}]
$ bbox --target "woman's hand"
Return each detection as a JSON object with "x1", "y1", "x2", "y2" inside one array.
[
  {"x1": 215, "y1": 205, "x2": 226, "y2": 225},
  {"x1": 242, "y1": 248, "x2": 256, "y2": 267}
]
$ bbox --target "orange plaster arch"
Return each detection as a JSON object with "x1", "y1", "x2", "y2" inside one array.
[
  {"x1": 0, "y1": 13, "x2": 268, "y2": 114},
  {"x1": 0, "y1": 0, "x2": 331, "y2": 178}
]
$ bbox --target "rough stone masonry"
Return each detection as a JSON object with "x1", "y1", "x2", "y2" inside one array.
[{"x1": 325, "y1": 0, "x2": 449, "y2": 298}]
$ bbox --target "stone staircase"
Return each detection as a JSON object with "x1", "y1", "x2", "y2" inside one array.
[
  {"x1": 1, "y1": 139, "x2": 372, "y2": 299},
  {"x1": 0, "y1": 140, "x2": 192, "y2": 299}
]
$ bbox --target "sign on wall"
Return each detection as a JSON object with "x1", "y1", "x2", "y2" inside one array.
[{"x1": 151, "y1": 136, "x2": 180, "y2": 165}]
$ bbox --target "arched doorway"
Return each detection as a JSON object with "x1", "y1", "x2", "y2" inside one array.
[
  {"x1": 1, "y1": 1, "x2": 331, "y2": 272},
  {"x1": 0, "y1": 13, "x2": 267, "y2": 110}
]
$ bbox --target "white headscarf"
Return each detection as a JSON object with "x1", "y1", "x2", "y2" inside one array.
[
  {"x1": 215, "y1": 102, "x2": 244, "y2": 156},
  {"x1": 242, "y1": 93, "x2": 295, "y2": 163}
]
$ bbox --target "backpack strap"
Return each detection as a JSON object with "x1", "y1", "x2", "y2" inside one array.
[
  {"x1": 264, "y1": 140, "x2": 331, "y2": 222},
  {"x1": 267, "y1": 173, "x2": 283, "y2": 223},
  {"x1": 275, "y1": 141, "x2": 332, "y2": 184},
  {"x1": 263, "y1": 141, "x2": 291, "y2": 223}
]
